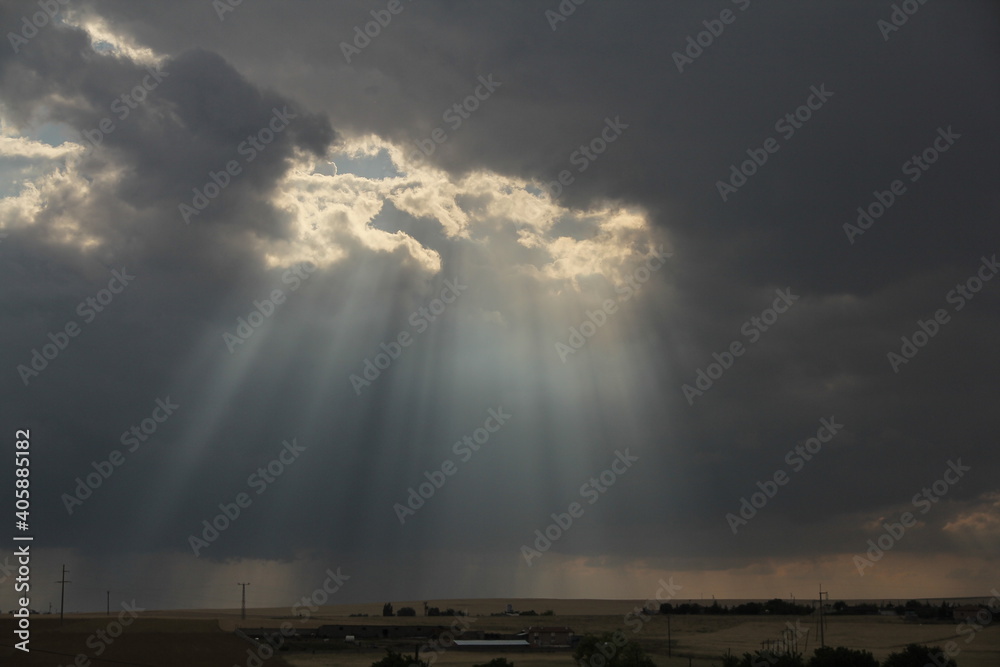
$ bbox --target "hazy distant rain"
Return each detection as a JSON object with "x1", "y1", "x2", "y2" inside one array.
[
  {"x1": 521, "y1": 449, "x2": 638, "y2": 565},
  {"x1": 393, "y1": 407, "x2": 512, "y2": 524}
]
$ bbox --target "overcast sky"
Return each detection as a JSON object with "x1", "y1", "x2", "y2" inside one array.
[{"x1": 1, "y1": 0, "x2": 998, "y2": 613}]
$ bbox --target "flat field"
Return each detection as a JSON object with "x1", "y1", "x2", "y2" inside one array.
[{"x1": 3, "y1": 599, "x2": 995, "y2": 667}]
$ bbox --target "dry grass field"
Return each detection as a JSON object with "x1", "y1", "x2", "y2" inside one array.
[
  {"x1": 3, "y1": 599, "x2": 996, "y2": 667},
  {"x1": 0, "y1": 617, "x2": 295, "y2": 666}
]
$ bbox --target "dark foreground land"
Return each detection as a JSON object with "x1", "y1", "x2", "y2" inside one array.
[{"x1": 2, "y1": 601, "x2": 997, "y2": 667}]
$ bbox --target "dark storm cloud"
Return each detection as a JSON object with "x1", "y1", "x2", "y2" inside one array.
[
  {"x1": 65, "y1": 1, "x2": 999, "y2": 292},
  {"x1": 1, "y1": 0, "x2": 998, "y2": 607}
]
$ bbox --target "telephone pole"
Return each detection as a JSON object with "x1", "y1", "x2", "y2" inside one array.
[
  {"x1": 106, "y1": 591, "x2": 110, "y2": 617},
  {"x1": 57, "y1": 565, "x2": 70, "y2": 625},
  {"x1": 818, "y1": 584, "x2": 828, "y2": 648},
  {"x1": 666, "y1": 612, "x2": 672, "y2": 657},
  {"x1": 238, "y1": 582, "x2": 250, "y2": 620}
]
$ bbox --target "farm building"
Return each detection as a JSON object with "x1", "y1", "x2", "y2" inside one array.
[
  {"x1": 521, "y1": 626, "x2": 574, "y2": 647},
  {"x1": 242, "y1": 627, "x2": 315, "y2": 639},
  {"x1": 453, "y1": 639, "x2": 531, "y2": 651},
  {"x1": 316, "y1": 624, "x2": 446, "y2": 640}
]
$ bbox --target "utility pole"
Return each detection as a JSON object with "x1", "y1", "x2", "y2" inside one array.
[
  {"x1": 106, "y1": 591, "x2": 110, "y2": 617},
  {"x1": 666, "y1": 612, "x2": 672, "y2": 657},
  {"x1": 818, "y1": 584, "x2": 828, "y2": 648},
  {"x1": 238, "y1": 582, "x2": 250, "y2": 620},
  {"x1": 57, "y1": 565, "x2": 70, "y2": 626}
]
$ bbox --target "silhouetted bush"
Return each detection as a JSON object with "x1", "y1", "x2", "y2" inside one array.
[
  {"x1": 882, "y1": 644, "x2": 956, "y2": 667},
  {"x1": 574, "y1": 632, "x2": 656, "y2": 667},
  {"x1": 472, "y1": 659, "x2": 515, "y2": 667},
  {"x1": 370, "y1": 649, "x2": 428, "y2": 667},
  {"x1": 807, "y1": 646, "x2": 878, "y2": 667}
]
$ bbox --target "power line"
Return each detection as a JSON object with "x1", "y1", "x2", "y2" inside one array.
[
  {"x1": 818, "y1": 584, "x2": 829, "y2": 648},
  {"x1": 56, "y1": 565, "x2": 71, "y2": 626},
  {"x1": 237, "y1": 582, "x2": 250, "y2": 621}
]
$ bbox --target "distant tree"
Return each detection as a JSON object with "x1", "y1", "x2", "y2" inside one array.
[
  {"x1": 382, "y1": 602, "x2": 394, "y2": 617},
  {"x1": 397, "y1": 607, "x2": 416, "y2": 616},
  {"x1": 520, "y1": 609, "x2": 537, "y2": 616},
  {"x1": 370, "y1": 649, "x2": 428, "y2": 667},
  {"x1": 573, "y1": 632, "x2": 656, "y2": 667},
  {"x1": 427, "y1": 607, "x2": 440, "y2": 616},
  {"x1": 732, "y1": 602, "x2": 764, "y2": 615},
  {"x1": 807, "y1": 646, "x2": 878, "y2": 667},
  {"x1": 882, "y1": 644, "x2": 956, "y2": 667},
  {"x1": 542, "y1": 610, "x2": 555, "y2": 616},
  {"x1": 659, "y1": 602, "x2": 673, "y2": 614},
  {"x1": 836, "y1": 603, "x2": 878, "y2": 616},
  {"x1": 764, "y1": 599, "x2": 814, "y2": 616},
  {"x1": 472, "y1": 659, "x2": 515, "y2": 667}
]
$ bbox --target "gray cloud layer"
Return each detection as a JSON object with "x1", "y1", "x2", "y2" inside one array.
[{"x1": 0, "y1": 0, "x2": 997, "y2": 609}]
